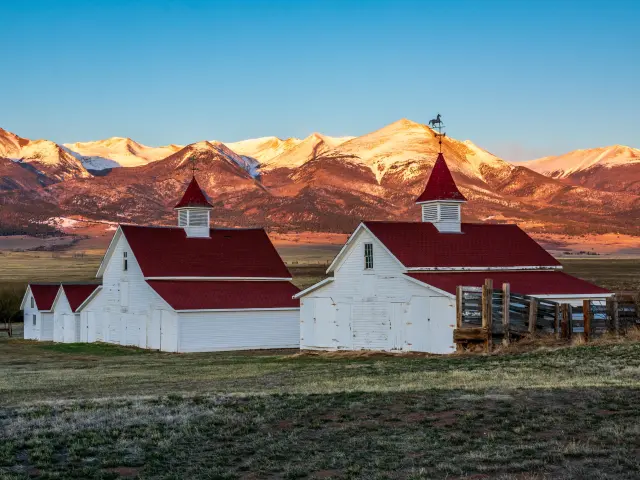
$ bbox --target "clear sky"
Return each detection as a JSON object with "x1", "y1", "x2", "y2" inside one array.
[{"x1": 1, "y1": 0, "x2": 638, "y2": 160}]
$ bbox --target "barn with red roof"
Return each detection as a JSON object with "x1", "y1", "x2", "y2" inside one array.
[
  {"x1": 295, "y1": 152, "x2": 611, "y2": 354},
  {"x1": 76, "y1": 176, "x2": 300, "y2": 352}
]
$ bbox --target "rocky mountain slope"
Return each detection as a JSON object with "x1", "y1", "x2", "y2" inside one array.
[{"x1": 1, "y1": 122, "x2": 639, "y2": 239}]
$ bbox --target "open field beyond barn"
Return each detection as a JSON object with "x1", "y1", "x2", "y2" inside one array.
[{"x1": 1, "y1": 324, "x2": 640, "y2": 479}]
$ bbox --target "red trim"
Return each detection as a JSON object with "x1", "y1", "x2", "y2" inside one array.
[
  {"x1": 406, "y1": 271, "x2": 610, "y2": 295},
  {"x1": 415, "y1": 153, "x2": 467, "y2": 203},
  {"x1": 148, "y1": 280, "x2": 300, "y2": 310}
]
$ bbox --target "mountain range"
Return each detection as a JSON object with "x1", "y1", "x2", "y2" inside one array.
[{"x1": 1, "y1": 121, "x2": 639, "y2": 241}]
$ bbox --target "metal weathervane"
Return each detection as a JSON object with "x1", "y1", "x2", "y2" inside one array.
[
  {"x1": 189, "y1": 155, "x2": 199, "y2": 177},
  {"x1": 428, "y1": 113, "x2": 446, "y2": 153}
]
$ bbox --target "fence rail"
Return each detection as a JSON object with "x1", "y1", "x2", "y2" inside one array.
[{"x1": 455, "y1": 281, "x2": 639, "y2": 352}]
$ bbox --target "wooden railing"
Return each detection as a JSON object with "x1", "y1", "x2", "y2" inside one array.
[{"x1": 455, "y1": 280, "x2": 639, "y2": 352}]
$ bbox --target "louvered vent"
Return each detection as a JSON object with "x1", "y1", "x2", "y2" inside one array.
[
  {"x1": 439, "y1": 204, "x2": 460, "y2": 221},
  {"x1": 189, "y1": 211, "x2": 209, "y2": 227},
  {"x1": 178, "y1": 210, "x2": 188, "y2": 227},
  {"x1": 422, "y1": 204, "x2": 438, "y2": 222}
]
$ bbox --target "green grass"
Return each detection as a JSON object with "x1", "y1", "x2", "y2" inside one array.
[{"x1": 1, "y1": 324, "x2": 640, "y2": 479}]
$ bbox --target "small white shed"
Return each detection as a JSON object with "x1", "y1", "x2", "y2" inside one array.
[
  {"x1": 20, "y1": 284, "x2": 59, "y2": 341},
  {"x1": 51, "y1": 284, "x2": 101, "y2": 343}
]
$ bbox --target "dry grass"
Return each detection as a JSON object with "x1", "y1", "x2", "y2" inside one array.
[{"x1": 1, "y1": 324, "x2": 640, "y2": 478}]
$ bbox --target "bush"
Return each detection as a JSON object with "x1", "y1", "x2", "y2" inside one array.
[{"x1": 0, "y1": 284, "x2": 26, "y2": 324}]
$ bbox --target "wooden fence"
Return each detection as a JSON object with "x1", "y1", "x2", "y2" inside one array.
[{"x1": 455, "y1": 280, "x2": 639, "y2": 352}]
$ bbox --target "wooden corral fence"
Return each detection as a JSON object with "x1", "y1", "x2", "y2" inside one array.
[{"x1": 455, "y1": 279, "x2": 640, "y2": 352}]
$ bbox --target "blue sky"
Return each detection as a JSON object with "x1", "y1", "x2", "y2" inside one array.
[{"x1": 1, "y1": 0, "x2": 638, "y2": 160}]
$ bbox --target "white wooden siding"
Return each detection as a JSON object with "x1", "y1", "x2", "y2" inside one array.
[
  {"x1": 177, "y1": 310, "x2": 299, "y2": 353},
  {"x1": 22, "y1": 291, "x2": 40, "y2": 340},
  {"x1": 299, "y1": 229, "x2": 455, "y2": 353}
]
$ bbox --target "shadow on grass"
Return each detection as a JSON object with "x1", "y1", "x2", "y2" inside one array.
[{"x1": 1, "y1": 387, "x2": 639, "y2": 479}]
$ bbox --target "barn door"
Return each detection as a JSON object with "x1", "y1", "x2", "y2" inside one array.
[
  {"x1": 428, "y1": 297, "x2": 456, "y2": 354},
  {"x1": 407, "y1": 297, "x2": 430, "y2": 352},
  {"x1": 335, "y1": 303, "x2": 352, "y2": 349},
  {"x1": 299, "y1": 300, "x2": 315, "y2": 348},
  {"x1": 390, "y1": 303, "x2": 407, "y2": 350}
]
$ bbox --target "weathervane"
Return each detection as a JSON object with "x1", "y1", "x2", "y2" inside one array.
[
  {"x1": 189, "y1": 155, "x2": 199, "y2": 177},
  {"x1": 428, "y1": 113, "x2": 446, "y2": 153}
]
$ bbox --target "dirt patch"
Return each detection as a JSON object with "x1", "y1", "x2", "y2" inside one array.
[
  {"x1": 428, "y1": 410, "x2": 460, "y2": 427},
  {"x1": 103, "y1": 466, "x2": 141, "y2": 477}
]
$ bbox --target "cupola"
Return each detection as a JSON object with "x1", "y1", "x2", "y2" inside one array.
[
  {"x1": 415, "y1": 153, "x2": 466, "y2": 233},
  {"x1": 174, "y1": 177, "x2": 213, "y2": 238}
]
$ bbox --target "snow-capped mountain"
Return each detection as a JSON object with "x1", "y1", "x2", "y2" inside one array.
[
  {"x1": 2, "y1": 121, "x2": 639, "y2": 239},
  {"x1": 227, "y1": 133, "x2": 354, "y2": 171},
  {"x1": 0, "y1": 128, "x2": 89, "y2": 181},
  {"x1": 63, "y1": 137, "x2": 183, "y2": 169},
  {"x1": 518, "y1": 145, "x2": 640, "y2": 178},
  {"x1": 518, "y1": 145, "x2": 640, "y2": 194}
]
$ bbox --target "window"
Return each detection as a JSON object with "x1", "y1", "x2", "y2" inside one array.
[
  {"x1": 32, "y1": 314, "x2": 36, "y2": 326},
  {"x1": 364, "y1": 243, "x2": 374, "y2": 269},
  {"x1": 123, "y1": 251, "x2": 128, "y2": 271},
  {"x1": 31, "y1": 296, "x2": 34, "y2": 308}
]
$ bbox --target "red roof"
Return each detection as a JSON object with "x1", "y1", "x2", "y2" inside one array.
[
  {"x1": 364, "y1": 222, "x2": 561, "y2": 268},
  {"x1": 416, "y1": 153, "x2": 467, "y2": 203},
  {"x1": 174, "y1": 177, "x2": 213, "y2": 209},
  {"x1": 61, "y1": 284, "x2": 100, "y2": 312},
  {"x1": 148, "y1": 281, "x2": 300, "y2": 310},
  {"x1": 28, "y1": 284, "x2": 60, "y2": 311},
  {"x1": 406, "y1": 271, "x2": 610, "y2": 296},
  {"x1": 120, "y1": 225, "x2": 291, "y2": 278}
]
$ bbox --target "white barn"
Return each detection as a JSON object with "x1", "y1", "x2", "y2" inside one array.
[
  {"x1": 20, "y1": 284, "x2": 59, "y2": 341},
  {"x1": 78, "y1": 176, "x2": 300, "y2": 352},
  {"x1": 296, "y1": 152, "x2": 612, "y2": 354}
]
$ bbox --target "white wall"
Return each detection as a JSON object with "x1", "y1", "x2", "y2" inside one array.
[
  {"x1": 86, "y1": 234, "x2": 174, "y2": 348},
  {"x1": 300, "y1": 228, "x2": 454, "y2": 353},
  {"x1": 22, "y1": 290, "x2": 39, "y2": 340},
  {"x1": 178, "y1": 310, "x2": 299, "y2": 353},
  {"x1": 52, "y1": 291, "x2": 78, "y2": 343}
]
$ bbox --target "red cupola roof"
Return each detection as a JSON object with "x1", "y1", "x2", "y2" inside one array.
[
  {"x1": 415, "y1": 153, "x2": 467, "y2": 203},
  {"x1": 174, "y1": 177, "x2": 213, "y2": 209}
]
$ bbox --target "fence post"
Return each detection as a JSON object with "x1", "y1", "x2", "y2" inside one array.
[
  {"x1": 528, "y1": 298, "x2": 538, "y2": 335},
  {"x1": 482, "y1": 279, "x2": 493, "y2": 352},
  {"x1": 561, "y1": 303, "x2": 570, "y2": 340},
  {"x1": 554, "y1": 303, "x2": 561, "y2": 339},
  {"x1": 502, "y1": 283, "x2": 510, "y2": 346},
  {"x1": 583, "y1": 300, "x2": 592, "y2": 342},
  {"x1": 612, "y1": 295, "x2": 620, "y2": 337}
]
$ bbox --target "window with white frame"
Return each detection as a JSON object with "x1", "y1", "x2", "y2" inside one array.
[
  {"x1": 364, "y1": 243, "x2": 374, "y2": 269},
  {"x1": 31, "y1": 296, "x2": 34, "y2": 308},
  {"x1": 123, "y1": 251, "x2": 128, "y2": 271},
  {"x1": 32, "y1": 314, "x2": 36, "y2": 326}
]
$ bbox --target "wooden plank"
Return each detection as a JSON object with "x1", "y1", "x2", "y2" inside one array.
[
  {"x1": 583, "y1": 300, "x2": 592, "y2": 342},
  {"x1": 528, "y1": 298, "x2": 538, "y2": 335},
  {"x1": 454, "y1": 327, "x2": 489, "y2": 342},
  {"x1": 502, "y1": 282, "x2": 510, "y2": 346}
]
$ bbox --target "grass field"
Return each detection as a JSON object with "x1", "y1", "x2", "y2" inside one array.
[{"x1": 1, "y1": 324, "x2": 640, "y2": 479}]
